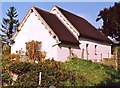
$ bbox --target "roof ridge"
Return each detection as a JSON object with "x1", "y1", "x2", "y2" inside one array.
[
  {"x1": 33, "y1": 6, "x2": 57, "y2": 17},
  {"x1": 33, "y1": 6, "x2": 66, "y2": 21}
]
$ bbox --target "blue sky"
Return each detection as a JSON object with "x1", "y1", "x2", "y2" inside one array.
[{"x1": 1, "y1": 2, "x2": 116, "y2": 29}]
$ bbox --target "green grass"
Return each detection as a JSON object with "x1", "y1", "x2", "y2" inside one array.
[{"x1": 61, "y1": 58, "x2": 120, "y2": 86}]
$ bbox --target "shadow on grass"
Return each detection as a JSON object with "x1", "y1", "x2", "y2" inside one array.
[
  {"x1": 96, "y1": 71, "x2": 120, "y2": 87},
  {"x1": 97, "y1": 80, "x2": 120, "y2": 87}
]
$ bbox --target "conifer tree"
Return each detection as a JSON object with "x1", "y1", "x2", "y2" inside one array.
[{"x1": 0, "y1": 6, "x2": 19, "y2": 44}]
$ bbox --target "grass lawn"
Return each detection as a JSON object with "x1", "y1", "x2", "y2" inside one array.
[{"x1": 61, "y1": 58, "x2": 120, "y2": 86}]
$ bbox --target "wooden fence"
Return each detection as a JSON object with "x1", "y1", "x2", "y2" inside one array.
[{"x1": 114, "y1": 48, "x2": 120, "y2": 71}]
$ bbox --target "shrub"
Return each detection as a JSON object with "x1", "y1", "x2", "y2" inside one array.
[
  {"x1": 2, "y1": 44, "x2": 11, "y2": 55},
  {"x1": 2, "y1": 55, "x2": 11, "y2": 70},
  {"x1": 1, "y1": 55, "x2": 13, "y2": 86},
  {"x1": 2, "y1": 70, "x2": 13, "y2": 86},
  {"x1": 14, "y1": 71, "x2": 39, "y2": 86},
  {"x1": 9, "y1": 62, "x2": 31, "y2": 75},
  {"x1": 25, "y1": 40, "x2": 46, "y2": 63},
  {"x1": 10, "y1": 59, "x2": 86, "y2": 86}
]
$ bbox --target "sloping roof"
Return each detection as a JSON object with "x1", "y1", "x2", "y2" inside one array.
[
  {"x1": 56, "y1": 6, "x2": 112, "y2": 43},
  {"x1": 34, "y1": 6, "x2": 79, "y2": 45}
]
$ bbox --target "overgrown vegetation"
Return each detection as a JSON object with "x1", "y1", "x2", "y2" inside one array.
[
  {"x1": 25, "y1": 40, "x2": 46, "y2": 63},
  {"x1": 1, "y1": 45, "x2": 120, "y2": 87},
  {"x1": 1, "y1": 54, "x2": 13, "y2": 86},
  {"x1": 8, "y1": 58, "x2": 120, "y2": 87},
  {"x1": 9, "y1": 59, "x2": 81, "y2": 86}
]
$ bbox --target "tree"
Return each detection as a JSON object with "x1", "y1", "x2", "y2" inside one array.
[
  {"x1": 96, "y1": 2, "x2": 120, "y2": 42},
  {"x1": 0, "y1": 6, "x2": 19, "y2": 44},
  {"x1": 25, "y1": 40, "x2": 46, "y2": 63}
]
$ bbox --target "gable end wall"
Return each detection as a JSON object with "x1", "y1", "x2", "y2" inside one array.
[{"x1": 11, "y1": 11, "x2": 58, "y2": 59}]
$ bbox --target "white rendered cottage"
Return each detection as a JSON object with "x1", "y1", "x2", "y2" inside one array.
[{"x1": 11, "y1": 6, "x2": 112, "y2": 62}]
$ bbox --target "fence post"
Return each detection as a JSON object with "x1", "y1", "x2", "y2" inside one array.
[
  {"x1": 81, "y1": 49, "x2": 84, "y2": 59},
  {"x1": 39, "y1": 72, "x2": 41, "y2": 86},
  {"x1": 115, "y1": 48, "x2": 119, "y2": 71}
]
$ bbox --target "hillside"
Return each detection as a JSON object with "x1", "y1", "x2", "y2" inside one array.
[
  {"x1": 7, "y1": 58, "x2": 120, "y2": 87},
  {"x1": 61, "y1": 58, "x2": 120, "y2": 86}
]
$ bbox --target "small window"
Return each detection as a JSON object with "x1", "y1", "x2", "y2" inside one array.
[
  {"x1": 69, "y1": 47, "x2": 72, "y2": 57},
  {"x1": 86, "y1": 44, "x2": 89, "y2": 60},
  {"x1": 95, "y1": 45, "x2": 97, "y2": 55},
  {"x1": 86, "y1": 44, "x2": 89, "y2": 47}
]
